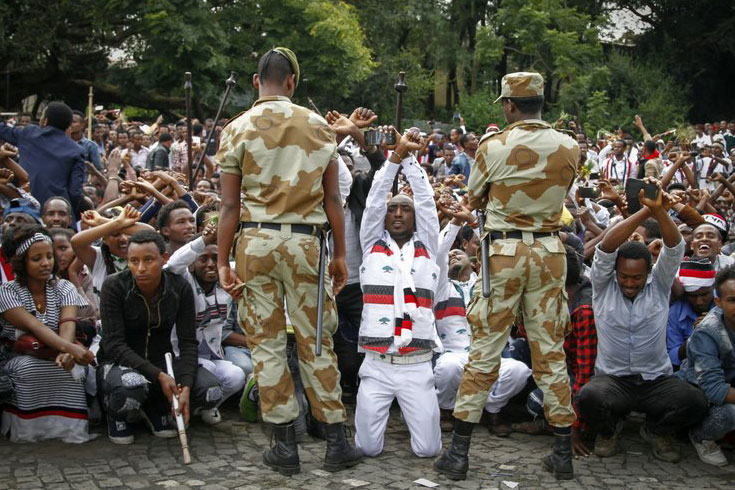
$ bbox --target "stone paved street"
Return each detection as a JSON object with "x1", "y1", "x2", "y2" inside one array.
[{"x1": 1, "y1": 404, "x2": 734, "y2": 490}]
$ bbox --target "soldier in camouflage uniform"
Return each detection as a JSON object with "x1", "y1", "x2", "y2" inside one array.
[
  {"x1": 216, "y1": 47, "x2": 362, "y2": 476},
  {"x1": 435, "y1": 72, "x2": 579, "y2": 481}
]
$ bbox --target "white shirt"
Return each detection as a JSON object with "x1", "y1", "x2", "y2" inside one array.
[
  {"x1": 695, "y1": 157, "x2": 725, "y2": 190},
  {"x1": 603, "y1": 154, "x2": 637, "y2": 185},
  {"x1": 692, "y1": 134, "x2": 712, "y2": 149},
  {"x1": 124, "y1": 146, "x2": 150, "y2": 169}
]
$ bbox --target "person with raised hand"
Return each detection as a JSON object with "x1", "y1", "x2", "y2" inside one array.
[
  {"x1": 71, "y1": 204, "x2": 154, "y2": 303},
  {"x1": 577, "y1": 177, "x2": 708, "y2": 463},
  {"x1": 354, "y1": 126, "x2": 443, "y2": 459}
]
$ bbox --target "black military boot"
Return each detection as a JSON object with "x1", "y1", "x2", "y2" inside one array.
[
  {"x1": 263, "y1": 422, "x2": 300, "y2": 476},
  {"x1": 434, "y1": 420, "x2": 474, "y2": 481},
  {"x1": 543, "y1": 427, "x2": 574, "y2": 480},
  {"x1": 323, "y1": 422, "x2": 363, "y2": 472}
]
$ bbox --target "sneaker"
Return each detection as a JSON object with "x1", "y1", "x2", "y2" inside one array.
[
  {"x1": 594, "y1": 421, "x2": 623, "y2": 458},
  {"x1": 689, "y1": 432, "x2": 728, "y2": 467},
  {"x1": 640, "y1": 425, "x2": 680, "y2": 463},
  {"x1": 107, "y1": 413, "x2": 134, "y2": 445},
  {"x1": 201, "y1": 407, "x2": 222, "y2": 426},
  {"x1": 240, "y1": 373, "x2": 259, "y2": 422},
  {"x1": 141, "y1": 410, "x2": 177, "y2": 439}
]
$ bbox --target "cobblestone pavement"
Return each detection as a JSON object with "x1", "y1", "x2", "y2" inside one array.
[{"x1": 1, "y1": 404, "x2": 734, "y2": 490}]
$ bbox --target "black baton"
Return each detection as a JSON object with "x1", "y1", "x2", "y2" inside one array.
[
  {"x1": 192, "y1": 72, "x2": 237, "y2": 181},
  {"x1": 315, "y1": 228, "x2": 328, "y2": 356},
  {"x1": 478, "y1": 210, "x2": 491, "y2": 298}
]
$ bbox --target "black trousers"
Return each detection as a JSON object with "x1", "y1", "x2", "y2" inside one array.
[
  {"x1": 576, "y1": 374, "x2": 708, "y2": 436},
  {"x1": 98, "y1": 363, "x2": 222, "y2": 421},
  {"x1": 334, "y1": 283, "x2": 365, "y2": 394}
]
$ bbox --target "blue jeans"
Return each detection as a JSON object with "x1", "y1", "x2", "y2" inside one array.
[
  {"x1": 224, "y1": 346, "x2": 254, "y2": 378},
  {"x1": 692, "y1": 404, "x2": 735, "y2": 442}
]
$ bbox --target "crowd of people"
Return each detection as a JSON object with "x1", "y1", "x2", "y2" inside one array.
[{"x1": 0, "y1": 51, "x2": 734, "y2": 481}]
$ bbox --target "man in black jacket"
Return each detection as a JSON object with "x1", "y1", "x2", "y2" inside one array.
[
  {"x1": 146, "y1": 133, "x2": 173, "y2": 170},
  {"x1": 97, "y1": 230, "x2": 222, "y2": 444}
]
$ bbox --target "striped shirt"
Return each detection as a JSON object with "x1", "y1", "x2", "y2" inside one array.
[{"x1": 0, "y1": 279, "x2": 88, "y2": 340}]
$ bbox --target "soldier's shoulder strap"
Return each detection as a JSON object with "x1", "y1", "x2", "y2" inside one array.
[
  {"x1": 478, "y1": 128, "x2": 506, "y2": 145},
  {"x1": 556, "y1": 127, "x2": 578, "y2": 139},
  {"x1": 221, "y1": 110, "x2": 248, "y2": 131}
]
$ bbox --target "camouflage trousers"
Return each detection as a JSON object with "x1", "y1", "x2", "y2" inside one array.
[
  {"x1": 234, "y1": 226, "x2": 346, "y2": 425},
  {"x1": 453, "y1": 235, "x2": 576, "y2": 428}
]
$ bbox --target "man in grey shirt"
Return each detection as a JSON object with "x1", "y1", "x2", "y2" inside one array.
[{"x1": 576, "y1": 178, "x2": 708, "y2": 463}]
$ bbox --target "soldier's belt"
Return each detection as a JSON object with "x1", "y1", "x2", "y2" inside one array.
[
  {"x1": 366, "y1": 351, "x2": 433, "y2": 365},
  {"x1": 489, "y1": 230, "x2": 557, "y2": 241},
  {"x1": 237, "y1": 222, "x2": 321, "y2": 236}
]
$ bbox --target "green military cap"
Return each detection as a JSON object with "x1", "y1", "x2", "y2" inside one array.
[
  {"x1": 272, "y1": 47, "x2": 300, "y2": 88},
  {"x1": 494, "y1": 72, "x2": 544, "y2": 103}
]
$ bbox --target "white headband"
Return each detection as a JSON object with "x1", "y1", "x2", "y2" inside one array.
[{"x1": 16, "y1": 233, "x2": 52, "y2": 256}]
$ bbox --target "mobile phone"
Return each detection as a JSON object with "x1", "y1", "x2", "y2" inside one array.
[
  {"x1": 626, "y1": 179, "x2": 660, "y2": 213},
  {"x1": 578, "y1": 186, "x2": 599, "y2": 199},
  {"x1": 625, "y1": 179, "x2": 645, "y2": 214},
  {"x1": 589, "y1": 172, "x2": 600, "y2": 180},
  {"x1": 364, "y1": 130, "x2": 396, "y2": 146},
  {"x1": 364, "y1": 130, "x2": 381, "y2": 146}
]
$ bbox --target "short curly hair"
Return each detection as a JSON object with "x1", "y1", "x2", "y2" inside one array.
[
  {"x1": 2, "y1": 224, "x2": 57, "y2": 286},
  {"x1": 715, "y1": 264, "x2": 735, "y2": 297}
]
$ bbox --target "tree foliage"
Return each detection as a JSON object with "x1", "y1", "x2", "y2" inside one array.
[{"x1": 0, "y1": 0, "x2": 731, "y2": 128}]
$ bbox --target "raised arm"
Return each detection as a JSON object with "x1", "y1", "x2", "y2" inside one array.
[
  {"x1": 633, "y1": 115, "x2": 653, "y2": 142},
  {"x1": 165, "y1": 236, "x2": 206, "y2": 275},
  {"x1": 599, "y1": 207, "x2": 651, "y2": 253},
  {"x1": 71, "y1": 205, "x2": 153, "y2": 269},
  {"x1": 359, "y1": 158, "x2": 397, "y2": 252},
  {"x1": 402, "y1": 156, "x2": 439, "y2": 256}
]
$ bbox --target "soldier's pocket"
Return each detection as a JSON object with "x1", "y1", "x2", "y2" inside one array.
[
  {"x1": 538, "y1": 236, "x2": 567, "y2": 282},
  {"x1": 487, "y1": 239, "x2": 518, "y2": 278},
  {"x1": 236, "y1": 228, "x2": 275, "y2": 280}
]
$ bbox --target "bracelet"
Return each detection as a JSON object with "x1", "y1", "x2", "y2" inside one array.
[
  {"x1": 58, "y1": 317, "x2": 78, "y2": 326},
  {"x1": 108, "y1": 176, "x2": 120, "y2": 181}
]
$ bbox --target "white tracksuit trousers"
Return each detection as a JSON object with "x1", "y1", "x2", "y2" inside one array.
[
  {"x1": 355, "y1": 356, "x2": 441, "y2": 458},
  {"x1": 434, "y1": 353, "x2": 531, "y2": 412}
]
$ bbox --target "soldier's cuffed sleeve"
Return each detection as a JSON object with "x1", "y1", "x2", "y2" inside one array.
[
  {"x1": 215, "y1": 126, "x2": 242, "y2": 176},
  {"x1": 468, "y1": 145, "x2": 491, "y2": 210}
]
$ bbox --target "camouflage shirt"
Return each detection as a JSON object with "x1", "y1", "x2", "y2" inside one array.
[
  {"x1": 216, "y1": 95, "x2": 338, "y2": 225},
  {"x1": 468, "y1": 119, "x2": 578, "y2": 232}
]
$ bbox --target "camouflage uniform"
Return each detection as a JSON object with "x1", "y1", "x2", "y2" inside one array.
[
  {"x1": 453, "y1": 73, "x2": 579, "y2": 428},
  {"x1": 216, "y1": 95, "x2": 345, "y2": 425}
]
